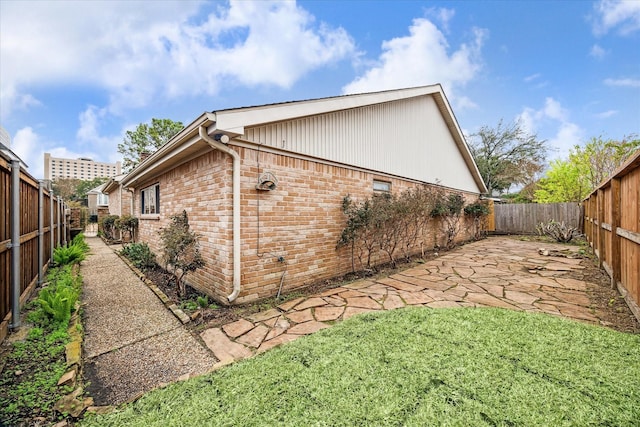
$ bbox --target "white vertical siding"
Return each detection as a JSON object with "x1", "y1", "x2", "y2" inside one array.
[{"x1": 242, "y1": 96, "x2": 480, "y2": 193}]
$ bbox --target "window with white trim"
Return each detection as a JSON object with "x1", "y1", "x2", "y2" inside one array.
[
  {"x1": 373, "y1": 180, "x2": 391, "y2": 192},
  {"x1": 97, "y1": 193, "x2": 109, "y2": 206},
  {"x1": 141, "y1": 184, "x2": 160, "y2": 214}
]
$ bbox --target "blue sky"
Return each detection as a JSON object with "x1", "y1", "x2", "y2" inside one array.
[{"x1": 1, "y1": 0, "x2": 639, "y2": 180}]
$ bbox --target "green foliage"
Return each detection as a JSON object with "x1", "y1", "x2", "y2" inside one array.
[
  {"x1": 117, "y1": 118, "x2": 184, "y2": 172},
  {"x1": 120, "y1": 242, "x2": 157, "y2": 271},
  {"x1": 0, "y1": 261, "x2": 83, "y2": 424},
  {"x1": 38, "y1": 287, "x2": 77, "y2": 324},
  {"x1": 534, "y1": 158, "x2": 591, "y2": 203},
  {"x1": 468, "y1": 119, "x2": 547, "y2": 195},
  {"x1": 53, "y1": 244, "x2": 86, "y2": 266},
  {"x1": 116, "y1": 215, "x2": 139, "y2": 242},
  {"x1": 72, "y1": 232, "x2": 89, "y2": 252},
  {"x1": 535, "y1": 136, "x2": 639, "y2": 203},
  {"x1": 34, "y1": 265, "x2": 82, "y2": 326},
  {"x1": 463, "y1": 200, "x2": 490, "y2": 217},
  {"x1": 100, "y1": 214, "x2": 120, "y2": 240},
  {"x1": 197, "y1": 296, "x2": 209, "y2": 308},
  {"x1": 159, "y1": 210, "x2": 205, "y2": 297}
]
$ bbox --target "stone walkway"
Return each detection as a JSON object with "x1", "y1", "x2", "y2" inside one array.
[
  {"x1": 200, "y1": 237, "x2": 600, "y2": 366},
  {"x1": 81, "y1": 237, "x2": 216, "y2": 405}
]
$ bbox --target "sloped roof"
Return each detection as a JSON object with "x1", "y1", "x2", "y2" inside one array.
[{"x1": 121, "y1": 85, "x2": 487, "y2": 193}]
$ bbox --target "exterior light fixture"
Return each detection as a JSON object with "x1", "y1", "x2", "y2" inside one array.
[
  {"x1": 213, "y1": 133, "x2": 230, "y2": 143},
  {"x1": 256, "y1": 172, "x2": 278, "y2": 191}
]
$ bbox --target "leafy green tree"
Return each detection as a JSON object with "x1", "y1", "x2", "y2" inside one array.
[
  {"x1": 534, "y1": 136, "x2": 639, "y2": 203},
  {"x1": 118, "y1": 118, "x2": 184, "y2": 172},
  {"x1": 534, "y1": 159, "x2": 590, "y2": 203},
  {"x1": 468, "y1": 120, "x2": 547, "y2": 195},
  {"x1": 570, "y1": 136, "x2": 639, "y2": 188}
]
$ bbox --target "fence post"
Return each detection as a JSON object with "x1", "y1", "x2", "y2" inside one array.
[
  {"x1": 62, "y1": 202, "x2": 67, "y2": 246},
  {"x1": 610, "y1": 178, "x2": 621, "y2": 289},
  {"x1": 49, "y1": 191, "x2": 54, "y2": 263},
  {"x1": 597, "y1": 189, "x2": 605, "y2": 268},
  {"x1": 9, "y1": 160, "x2": 21, "y2": 330},
  {"x1": 57, "y1": 197, "x2": 61, "y2": 248},
  {"x1": 38, "y1": 181, "x2": 44, "y2": 285}
]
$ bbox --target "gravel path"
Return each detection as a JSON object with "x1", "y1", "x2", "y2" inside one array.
[{"x1": 81, "y1": 237, "x2": 216, "y2": 405}]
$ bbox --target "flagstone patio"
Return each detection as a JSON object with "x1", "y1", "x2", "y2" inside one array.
[{"x1": 200, "y1": 237, "x2": 601, "y2": 367}]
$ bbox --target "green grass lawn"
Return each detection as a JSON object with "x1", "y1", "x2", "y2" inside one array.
[{"x1": 81, "y1": 308, "x2": 640, "y2": 427}]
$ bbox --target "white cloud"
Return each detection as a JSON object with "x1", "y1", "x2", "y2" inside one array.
[
  {"x1": 0, "y1": 0, "x2": 355, "y2": 118},
  {"x1": 604, "y1": 77, "x2": 640, "y2": 88},
  {"x1": 11, "y1": 127, "x2": 92, "y2": 179},
  {"x1": 524, "y1": 73, "x2": 541, "y2": 83},
  {"x1": 341, "y1": 17, "x2": 486, "y2": 110},
  {"x1": 595, "y1": 109, "x2": 618, "y2": 119},
  {"x1": 517, "y1": 98, "x2": 584, "y2": 159},
  {"x1": 589, "y1": 44, "x2": 607, "y2": 59},
  {"x1": 592, "y1": 0, "x2": 640, "y2": 35}
]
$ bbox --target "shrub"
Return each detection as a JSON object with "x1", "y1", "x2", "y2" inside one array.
[
  {"x1": 100, "y1": 215, "x2": 119, "y2": 241},
  {"x1": 120, "y1": 242, "x2": 157, "y2": 271},
  {"x1": 338, "y1": 186, "x2": 440, "y2": 270},
  {"x1": 537, "y1": 220, "x2": 577, "y2": 243},
  {"x1": 464, "y1": 201, "x2": 491, "y2": 240},
  {"x1": 159, "y1": 211, "x2": 205, "y2": 297},
  {"x1": 116, "y1": 215, "x2": 139, "y2": 243},
  {"x1": 431, "y1": 192, "x2": 465, "y2": 249}
]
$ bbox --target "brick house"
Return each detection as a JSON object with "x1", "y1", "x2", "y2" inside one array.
[
  {"x1": 103, "y1": 174, "x2": 131, "y2": 217},
  {"x1": 114, "y1": 85, "x2": 487, "y2": 304}
]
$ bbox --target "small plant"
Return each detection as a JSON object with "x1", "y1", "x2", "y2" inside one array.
[
  {"x1": 120, "y1": 242, "x2": 157, "y2": 271},
  {"x1": 159, "y1": 210, "x2": 205, "y2": 297},
  {"x1": 71, "y1": 232, "x2": 89, "y2": 252},
  {"x1": 53, "y1": 244, "x2": 86, "y2": 266},
  {"x1": 197, "y1": 295, "x2": 209, "y2": 308},
  {"x1": 38, "y1": 287, "x2": 77, "y2": 324},
  {"x1": 536, "y1": 220, "x2": 577, "y2": 243}
]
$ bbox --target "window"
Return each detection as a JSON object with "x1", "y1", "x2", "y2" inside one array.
[
  {"x1": 97, "y1": 193, "x2": 109, "y2": 206},
  {"x1": 373, "y1": 180, "x2": 391, "y2": 192},
  {"x1": 141, "y1": 184, "x2": 160, "y2": 214}
]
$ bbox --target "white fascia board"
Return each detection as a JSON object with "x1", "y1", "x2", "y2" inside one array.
[
  {"x1": 213, "y1": 85, "x2": 443, "y2": 132},
  {"x1": 120, "y1": 113, "x2": 214, "y2": 188}
]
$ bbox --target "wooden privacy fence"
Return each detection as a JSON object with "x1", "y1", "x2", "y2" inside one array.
[
  {"x1": 1, "y1": 152, "x2": 70, "y2": 343},
  {"x1": 493, "y1": 202, "x2": 582, "y2": 234},
  {"x1": 584, "y1": 151, "x2": 640, "y2": 322}
]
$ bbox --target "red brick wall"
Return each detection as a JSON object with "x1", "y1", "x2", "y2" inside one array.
[{"x1": 134, "y1": 145, "x2": 480, "y2": 304}]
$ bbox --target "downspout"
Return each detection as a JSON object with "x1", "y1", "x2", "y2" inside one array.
[{"x1": 199, "y1": 125, "x2": 242, "y2": 303}]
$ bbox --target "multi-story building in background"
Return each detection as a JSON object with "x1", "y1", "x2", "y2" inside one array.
[{"x1": 44, "y1": 153, "x2": 121, "y2": 181}]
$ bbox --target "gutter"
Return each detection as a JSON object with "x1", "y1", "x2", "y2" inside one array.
[{"x1": 199, "y1": 125, "x2": 242, "y2": 303}]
